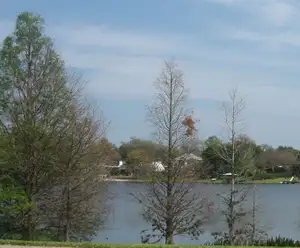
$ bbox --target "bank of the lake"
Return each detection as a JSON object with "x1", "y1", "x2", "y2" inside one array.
[
  {"x1": 109, "y1": 176, "x2": 291, "y2": 184},
  {"x1": 0, "y1": 240, "x2": 291, "y2": 248}
]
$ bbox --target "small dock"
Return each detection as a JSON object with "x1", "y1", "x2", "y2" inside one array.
[
  {"x1": 281, "y1": 181, "x2": 297, "y2": 184},
  {"x1": 280, "y1": 176, "x2": 298, "y2": 184}
]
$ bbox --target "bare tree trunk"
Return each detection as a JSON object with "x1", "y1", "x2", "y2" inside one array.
[
  {"x1": 251, "y1": 185, "x2": 256, "y2": 244},
  {"x1": 165, "y1": 72, "x2": 174, "y2": 245},
  {"x1": 22, "y1": 212, "x2": 34, "y2": 240},
  {"x1": 64, "y1": 182, "x2": 71, "y2": 242},
  {"x1": 229, "y1": 90, "x2": 237, "y2": 246}
]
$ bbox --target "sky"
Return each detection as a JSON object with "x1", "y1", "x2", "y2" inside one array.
[{"x1": 1, "y1": 0, "x2": 300, "y2": 148}]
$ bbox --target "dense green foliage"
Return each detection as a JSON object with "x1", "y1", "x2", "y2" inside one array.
[
  {"x1": 261, "y1": 236, "x2": 300, "y2": 247},
  {"x1": 211, "y1": 236, "x2": 300, "y2": 247},
  {"x1": 115, "y1": 136, "x2": 300, "y2": 181}
]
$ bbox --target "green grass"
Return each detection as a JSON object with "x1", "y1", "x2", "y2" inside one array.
[
  {"x1": 0, "y1": 240, "x2": 293, "y2": 248},
  {"x1": 250, "y1": 177, "x2": 286, "y2": 184},
  {"x1": 194, "y1": 178, "x2": 286, "y2": 184}
]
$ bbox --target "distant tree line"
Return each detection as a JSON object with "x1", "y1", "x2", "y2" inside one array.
[{"x1": 113, "y1": 136, "x2": 299, "y2": 180}]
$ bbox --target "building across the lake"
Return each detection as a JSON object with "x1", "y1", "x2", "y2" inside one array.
[
  {"x1": 106, "y1": 153, "x2": 202, "y2": 174},
  {"x1": 175, "y1": 153, "x2": 202, "y2": 165},
  {"x1": 151, "y1": 161, "x2": 165, "y2": 172},
  {"x1": 149, "y1": 153, "x2": 202, "y2": 172}
]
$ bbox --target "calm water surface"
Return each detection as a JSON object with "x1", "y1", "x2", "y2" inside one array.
[{"x1": 93, "y1": 182, "x2": 300, "y2": 244}]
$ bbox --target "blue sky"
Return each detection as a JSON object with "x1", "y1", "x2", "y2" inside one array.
[{"x1": 1, "y1": 0, "x2": 300, "y2": 148}]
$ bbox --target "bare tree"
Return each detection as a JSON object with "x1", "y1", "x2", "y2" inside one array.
[
  {"x1": 212, "y1": 88, "x2": 257, "y2": 245},
  {"x1": 37, "y1": 99, "x2": 111, "y2": 242},
  {"x1": 133, "y1": 60, "x2": 211, "y2": 244},
  {"x1": 257, "y1": 149, "x2": 297, "y2": 173},
  {"x1": 247, "y1": 185, "x2": 267, "y2": 245}
]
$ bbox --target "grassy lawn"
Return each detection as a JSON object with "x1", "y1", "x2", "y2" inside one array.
[
  {"x1": 196, "y1": 178, "x2": 288, "y2": 184},
  {"x1": 250, "y1": 177, "x2": 287, "y2": 184}
]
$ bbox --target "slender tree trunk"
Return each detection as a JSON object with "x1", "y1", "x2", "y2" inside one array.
[
  {"x1": 165, "y1": 228, "x2": 174, "y2": 245},
  {"x1": 229, "y1": 105, "x2": 236, "y2": 246},
  {"x1": 23, "y1": 43, "x2": 35, "y2": 241},
  {"x1": 228, "y1": 189, "x2": 234, "y2": 245},
  {"x1": 22, "y1": 203, "x2": 34, "y2": 240},
  {"x1": 165, "y1": 74, "x2": 174, "y2": 245},
  {"x1": 165, "y1": 173, "x2": 173, "y2": 244},
  {"x1": 64, "y1": 222, "x2": 70, "y2": 242},
  {"x1": 28, "y1": 214, "x2": 34, "y2": 240},
  {"x1": 251, "y1": 185, "x2": 256, "y2": 244},
  {"x1": 64, "y1": 182, "x2": 71, "y2": 241}
]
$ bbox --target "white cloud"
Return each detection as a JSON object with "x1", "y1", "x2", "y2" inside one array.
[
  {"x1": 2, "y1": 15, "x2": 300, "y2": 147},
  {"x1": 223, "y1": 27, "x2": 300, "y2": 49},
  {"x1": 34, "y1": 23, "x2": 300, "y2": 114},
  {"x1": 209, "y1": 0, "x2": 241, "y2": 4},
  {"x1": 210, "y1": 0, "x2": 299, "y2": 27},
  {"x1": 50, "y1": 24, "x2": 188, "y2": 57},
  {"x1": 259, "y1": 1, "x2": 297, "y2": 26},
  {"x1": 48, "y1": 22, "x2": 300, "y2": 147},
  {"x1": 208, "y1": 0, "x2": 300, "y2": 52}
]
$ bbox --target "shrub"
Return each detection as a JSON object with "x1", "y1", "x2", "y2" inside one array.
[{"x1": 262, "y1": 236, "x2": 300, "y2": 247}]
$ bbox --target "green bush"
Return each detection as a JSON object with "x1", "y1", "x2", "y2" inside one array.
[
  {"x1": 109, "y1": 167, "x2": 122, "y2": 176},
  {"x1": 245, "y1": 235, "x2": 300, "y2": 247},
  {"x1": 254, "y1": 172, "x2": 292, "y2": 180},
  {"x1": 263, "y1": 236, "x2": 300, "y2": 247}
]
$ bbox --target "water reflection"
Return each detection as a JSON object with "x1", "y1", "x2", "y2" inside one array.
[{"x1": 94, "y1": 182, "x2": 300, "y2": 244}]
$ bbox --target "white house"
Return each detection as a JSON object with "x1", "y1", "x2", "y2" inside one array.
[
  {"x1": 150, "y1": 154, "x2": 202, "y2": 172},
  {"x1": 106, "y1": 154, "x2": 202, "y2": 173},
  {"x1": 151, "y1": 161, "x2": 165, "y2": 172},
  {"x1": 222, "y1": 172, "x2": 237, "y2": 176},
  {"x1": 105, "y1": 160, "x2": 126, "y2": 168},
  {"x1": 175, "y1": 153, "x2": 202, "y2": 162},
  {"x1": 175, "y1": 153, "x2": 202, "y2": 166}
]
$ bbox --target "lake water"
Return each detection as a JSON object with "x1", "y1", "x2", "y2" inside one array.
[{"x1": 92, "y1": 182, "x2": 300, "y2": 244}]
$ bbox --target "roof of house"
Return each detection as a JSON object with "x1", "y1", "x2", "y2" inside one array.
[
  {"x1": 151, "y1": 161, "x2": 165, "y2": 171},
  {"x1": 175, "y1": 153, "x2": 202, "y2": 161},
  {"x1": 222, "y1": 172, "x2": 237, "y2": 176}
]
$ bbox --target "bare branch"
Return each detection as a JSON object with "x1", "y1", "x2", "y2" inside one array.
[
  {"x1": 212, "y1": 88, "x2": 258, "y2": 245},
  {"x1": 134, "y1": 60, "x2": 211, "y2": 244}
]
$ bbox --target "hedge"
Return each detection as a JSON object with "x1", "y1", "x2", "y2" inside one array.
[{"x1": 0, "y1": 240, "x2": 295, "y2": 248}]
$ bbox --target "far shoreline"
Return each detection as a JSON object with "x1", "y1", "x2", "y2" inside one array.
[{"x1": 105, "y1": 177, "x2": 296, "y2": 184}]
